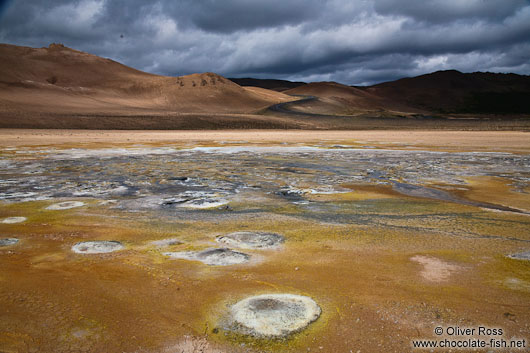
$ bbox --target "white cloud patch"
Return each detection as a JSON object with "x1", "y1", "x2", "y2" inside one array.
[{"x1": 39, "y1": 0, "x2": 105, "y2": 35}]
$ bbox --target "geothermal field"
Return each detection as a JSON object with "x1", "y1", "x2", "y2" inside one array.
[
  {"x1": 0, "y1": 131, "x2": 529, "y2": 352},
  {"x1": 2, "y1": 0, "x2": 530, "y2": 350}
]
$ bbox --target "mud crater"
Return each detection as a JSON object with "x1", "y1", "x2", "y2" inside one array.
[
  {"x1": 228, "y1": 294, "x2": 321, "y2": 338},
  {"x1": 216, "y1": 231, "x2": 285, "y2": 249}
]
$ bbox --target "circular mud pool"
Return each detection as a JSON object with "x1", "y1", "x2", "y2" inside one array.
[
  {"x1": 0, "y1": 238, "x2": 19, "y2": 247},
  {"x1": 229, "y1": 294, "x2": 321, "y2": 338},
  {"x1": 163, "y1": 248, "x2": 250, "y2": 266},
  {"x1": 2, "y1": 217, "x2": 27, "y2": 224},
  {"x1": 508, "y1": 251, "x2": 530, "y2": 260},
  {"x1": 72, "y1": 241, "x2": 124, "y2": 254},
  {"x1": 217, "y1": 231, "x2": 285, "y2": 249},
  {"x1": 46, "y1": 201, "x2": 85, "y2": 210}
]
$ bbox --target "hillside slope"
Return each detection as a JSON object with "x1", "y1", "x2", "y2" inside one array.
[
  {"x1": 0, "y1": 43, "x2": 293, "y2": 118},
  {"x1": 284, "y1": 81, "x2": 419, "y2": 115}
]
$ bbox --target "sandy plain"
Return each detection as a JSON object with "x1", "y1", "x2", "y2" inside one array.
[{"x1": 1, "y1": 129, "x2": 529, "y2": 153}]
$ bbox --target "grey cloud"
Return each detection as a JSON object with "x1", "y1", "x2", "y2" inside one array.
[
  {"x1": 174, "y1": 0, "x2": 323, "y2": 33},
  {"x1": 0, "y1": 0, "x2": 529, "y2": 85},
  {"x1": 374, "y1": 0, "x2": 528, "y2": 22}
]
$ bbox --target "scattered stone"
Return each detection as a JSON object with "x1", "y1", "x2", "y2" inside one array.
[
  {"x1": 46, "y1": 201, "x2": 85, "y2": 210},
  {"x1": 217, "y1": 231, "x2": 284, "y2": 249},
  {"x1": 71, "y1": 241, "x2": 124, "y2": 254},
  {"x1": 163, "y1": 248, "x2": 250, "y2": 266},
  {"x1": 151, "y1": 238, "x2": 182, "y2": 247},
  {"x1": 0, "y1": 238, "x2": 19, "y2": 247},
  {"x1": 507, "y1": 251, "x2": 530, "y2": 261},
  {"x1": 229, "y1": 294, "x2": 321, "y2": 337},
  {"x1": 2, "y1": 217, "x2": 27, "y2": 224}
]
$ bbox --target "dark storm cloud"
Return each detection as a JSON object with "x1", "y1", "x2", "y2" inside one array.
[
  {"x1": 1, "y1": 0, "x2": 529, "y2": 85},
  {"x1": 173, "y1": 0, "x2": 322, "y2": 33},
  {"x1": 374, "y1": 0, "x2": 528, "y2": 22}
]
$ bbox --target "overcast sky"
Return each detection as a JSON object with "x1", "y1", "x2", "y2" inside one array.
[{"x1": 1, "y1": 0, "x2": 529, "y2": 85}]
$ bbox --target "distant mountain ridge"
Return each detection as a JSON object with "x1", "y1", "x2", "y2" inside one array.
[
  {"x1": 263, "y1": 70, "x2": 530, "y2": 115},
  {"x1": 231, "y1": 70, "x2": 530, "y2": 115},
  {"x1": 366, "y1": 70, "x2": 530, "y2": 114},
  {"x1": 0, "y1": 42, "x2": 528, "y2": 130}
]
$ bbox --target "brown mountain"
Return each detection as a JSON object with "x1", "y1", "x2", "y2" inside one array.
[
  {"x1": 1, "y1": 43, "x2": 528, "y2": 130},
  {"x1": 284, "y1": 81, "x2": 419, "y2": 116},
  {"x1": 279, "y1": 70, "x2": 530, "y2": 116},
  {"x1": 366, "y1": 70, "x2": 530, "y2": 114},
  {"x1": 0, "y1": 43, "x2": 295, "y2": 128}
]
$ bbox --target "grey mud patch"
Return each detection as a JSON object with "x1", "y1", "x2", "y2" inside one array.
[
  {"x1": 163, "y1": 248, "x2": 250, "y2": 266},
  {"x1": 228, "y1": 294, "x2": 321, "y2": 338},
  {"x1": 216, "y1": 232, "x2": 285, "y2": 249},
  {"x1": 71, "y1": 241, "x2": 124, "y2": 254},
  {"x1": 0, "y1": 238, "x2": 19, "y2": 247},
  {"x1": 46, "y1": 201, "x2": 85, "y2": 210},
  {"x1": 1, "y1": 217, "x2": 27, "y2": 224},
  {"x1": 508, "y1": 251, "x2": 530, "y2": 260}
]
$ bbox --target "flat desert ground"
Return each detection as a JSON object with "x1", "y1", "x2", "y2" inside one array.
[
  {"x1": 2, "y1": 129, "x2": 529, "y2": 152},
  {"x1": 1, "y1": 129, "x2": 529, "y2": 353}
]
